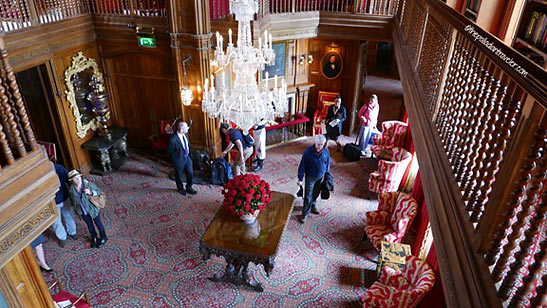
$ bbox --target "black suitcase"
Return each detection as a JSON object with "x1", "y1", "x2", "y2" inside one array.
[{"x1": 343, "y1": 143, "x2": 360, "y2": 161}]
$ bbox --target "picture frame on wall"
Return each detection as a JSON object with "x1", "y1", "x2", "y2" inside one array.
[
  {"x1": 262, "y1": 42, "x2": 287, "y2": 79},
  {"x1": 214, "y1": 64, "x2": 232, "y2": 97},
  {"x1": 320, "y1": 50, "x2": 343, "y2": 79}
]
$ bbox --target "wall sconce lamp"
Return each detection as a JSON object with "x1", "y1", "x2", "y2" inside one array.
[
  {"x1": 181, "y1": 55, "x2": 193, "y2": 106},
  {"x1": 298, "y1": 55, "x2": 306, "y2": 66},
  {"x1": 298, "y1": 55, "x2": 314, "y2": 66}
]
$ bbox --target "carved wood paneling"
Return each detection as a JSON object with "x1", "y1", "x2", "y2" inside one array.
[
  {"x1": 0, "y1": 150, "x2": 58, "y2": 269},
  {"x1": 2, "y1": 247, "x2": 55, "y2": 308},
  {"x1": 105, "y1": 52, "x2": 178, "y2": 149},
  {"x1": 394, "y1": 0, "x2": 547, "y2": 306}
]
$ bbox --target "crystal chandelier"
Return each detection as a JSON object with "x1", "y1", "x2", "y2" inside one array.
[{"x1": 202, "y1": 0, "x2": 288, "y2": 133}]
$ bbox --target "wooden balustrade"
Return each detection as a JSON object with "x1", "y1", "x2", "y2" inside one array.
[
  {"x1": 0, "y1": 36, "x2": 40, "y2": 170},
  {"x1": 395, "y1": 0, "x2": 547, "y2": 307},
  {"x1": 89, "y1": 0, "x2": 165, "y2": 16}
]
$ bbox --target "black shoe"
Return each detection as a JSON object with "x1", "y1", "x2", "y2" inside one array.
[
  {"x1": 69, "y1": 234, "x2": 78, "y2": 240},
  {"x1": 59, "y1": 239, "x2": 67, "y2": 248},
  {"x1": 253, "y1": 165, "x2": 262, "y2": 172},
  {"x1": 311, "y1": 207, "x2": 320, "y2": 215},
  {"x1": 178, "y1": 189, "x2": 187, "y2": 195},
  {"x1": 186, "y1": 187, "x2": 197, "y2": 195},
  {"x1": 91, "y1": 237, "x2": 98, "y2": 248},
  {"x1": 298, "y1": 215, "x2": 306, "y2": 223},
  {"x1": 96, "y1": 237, "x2": 107, "y2": 248},
  {"x1": 40, "y1": 266, "x2": 53, "y2": 272}
]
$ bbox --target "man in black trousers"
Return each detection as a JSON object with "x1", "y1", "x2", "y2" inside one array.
[{"x1": 167, "y1": 121, "x2": 197, "y2": 195}]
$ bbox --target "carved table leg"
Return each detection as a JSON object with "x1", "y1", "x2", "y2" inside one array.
[
  {"x1": 210, "y1": 258, "x2": 264, "y2": 292},
  {"x1": 98, "y1": 149, "x2": 112, "y2": 172}
]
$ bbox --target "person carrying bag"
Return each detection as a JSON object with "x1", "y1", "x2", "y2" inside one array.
[{"x1": 68, "y1": 170, "x2": 108, "y2": 248}]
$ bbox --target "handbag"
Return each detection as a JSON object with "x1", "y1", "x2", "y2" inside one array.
[{"x1": 89, "y1": 193, "x2": 106, "y2": 209}]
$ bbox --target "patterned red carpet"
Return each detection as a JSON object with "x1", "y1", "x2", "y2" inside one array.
[{"x1": 42, "y1": 136, "x2": 379, "y2": 308}]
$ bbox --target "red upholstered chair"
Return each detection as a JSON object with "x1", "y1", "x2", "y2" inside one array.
[
  {"x1": 363, "y1": 192, "x2": 417, "y2": 251},
  {"x1": 313, "y1": 91, "x2": 339, "y2": 136},
  {"x1": 363, "y1": 255, "x2": 435, "y2": 308},
  {"x1": 150, "y1": 120, "x2": 175, "y2": 153},
  {"x1": 37, "y1": 141, "x2": 57, "y2": 161},
  {"x1": 49, "y1": 279, "x2": 91, "y2": 308},
  {"x1": 368, "y1": 147, "x2": 412, "y2": 194},
  {"x1": 372, "y1": 121, "x2": 408, "y2": 159}
]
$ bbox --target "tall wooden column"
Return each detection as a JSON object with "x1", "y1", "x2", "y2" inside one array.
[{"x1": 168, "y1": 0, "x2": 221, "y2": 157}]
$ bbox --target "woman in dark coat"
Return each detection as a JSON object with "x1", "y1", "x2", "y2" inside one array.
[
  {"x1": 68, "y1": 170, "x2": 107, "y2": 248},
  {"x1": 325, "y1": 96, "x2": 347, "y2": 151}
]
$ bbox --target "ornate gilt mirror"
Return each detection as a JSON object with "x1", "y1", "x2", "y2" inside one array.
[{"x1": 64, "y1": 52, "x2": 105, "y2": 138}]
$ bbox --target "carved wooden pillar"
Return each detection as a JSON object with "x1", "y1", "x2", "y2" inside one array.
[{"x1": 168, "y1": 0, "x2": 221, "y2": 157}]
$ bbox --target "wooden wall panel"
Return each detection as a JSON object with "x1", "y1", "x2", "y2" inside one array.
[
  {"x1": 50, "y1": 44, "x2": 101, "y2": 173},
  {"x1": 308, "y1": 38, "x2": 360, "y2": 134},
  {"x1": 1, "y1": 247, "x2": 54, "y2": 308},
  {"x1": 105, "y1": 52, "x2": 178, "y2": 149}
]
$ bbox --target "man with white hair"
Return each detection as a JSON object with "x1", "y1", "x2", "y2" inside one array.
[{"x1": 297, "y1": 134, "x2": 331, "y2": 223}]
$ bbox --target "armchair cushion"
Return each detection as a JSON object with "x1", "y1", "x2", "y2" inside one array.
[
  {"x1": 365, "y1": 210, "x2": 391, "y2": 226},
  {"x1": 372, "y1": 121, "x2": 408, "y2": 158},
  {"x1": 363, "y1": 256, "x2": 435, "y2": 308},
  {"x1": 368, "y1": 147, "x2": 412, "y2": 194},
  {"x1": 363, "y1": 192, "x2": 418, "y2": 251}
]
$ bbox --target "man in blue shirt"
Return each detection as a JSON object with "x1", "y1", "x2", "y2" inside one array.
[
  {"x1": 220, "y1": 123, "x2": 254, "y2": 176},
  {"x1": 52, "y1": 163, "x2": 77, "y2": 247},
  {"x1": 297, "y1": 135, "x2": 331, "y2": 223}
]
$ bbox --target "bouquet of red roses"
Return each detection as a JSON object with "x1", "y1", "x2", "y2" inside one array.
[{"x1": 222, "y1": 174, "x2": 272, "y2": 217}]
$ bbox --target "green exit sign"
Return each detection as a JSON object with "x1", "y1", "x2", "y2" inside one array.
[{"x1": 138, "y1": 37, "x2": 156, "y2": 48}]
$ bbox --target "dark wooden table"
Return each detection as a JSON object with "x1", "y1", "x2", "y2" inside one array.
[
  {"x1": 82, "y1": 127, "x2": 128, "y2": 175},
  {"x1": 200, "y1": 191, "x2": 295, "y2": 292}
]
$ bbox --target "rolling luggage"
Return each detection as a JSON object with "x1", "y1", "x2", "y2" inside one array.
[{"x1": 343, "y1": 136, "x2": 360, "y2": 162}]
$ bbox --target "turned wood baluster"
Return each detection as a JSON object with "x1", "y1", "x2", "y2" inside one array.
[
  {"x1": 0, "y1": 120, "x2": 14, "y2": 166},
  {"x1": 453, "y1": 60, "x2": 481, "y2": 179},
  {"x1": 529, "y1": 270, "x2": 547, "y2": 308},
  {"x1": 490, "y1": 128, "x2": 546, "y2": 282},
  {"x1": 497, "y1": 162, "x2": 546, "y2": 300},
  {"x1": 508, "y1": 219, "x2": 546, "y2": 306},
  {"x1": 461, "y1": 75, "x2": 495, "y2": 203},
  {"x1": 467, "y1": 80, "x2": 503, "y2": 220},
  {"x1": 473, "y1": 95, "x2": 522, "y2": 224},
  {"x1": 456, "y1": 63, "x2": 487, "y2": 185},
  {"x1": 0, "y1": 99, "x2": 14, "y2": 145},
  {"x1": 0, "y1": 39, "x2": 38, "y2": 151},
  {"x1": 0, "y1": 76, "x2": 24, "y2": 157},
  {"x1": 448, "y1": 56, "x2": 476, "y2": 165},
  {"x1": 436, "y1": 41, "x2": 463, "y2": 141},
  {"x1": 444, "y1": 52, "x2": 471, "y2": 159},
  {"x1": 484, "y1": 128, "x2": 544, "y2": 265}
]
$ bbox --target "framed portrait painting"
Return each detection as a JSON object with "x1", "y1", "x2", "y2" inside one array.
[
  {"x1": 262, "y1": 42, "x2": 287, "y2": 79},
  {"x1": 320, "y1": 50, "x2": 343, "y2": 79}
]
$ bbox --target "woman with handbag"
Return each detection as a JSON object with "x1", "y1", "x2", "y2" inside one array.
[{"x1": 68, "y1": 170, "x2": 108, "y2": 248}]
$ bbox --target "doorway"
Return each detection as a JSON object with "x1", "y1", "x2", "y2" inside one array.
[{"x1": 16, "y1": 64, "x2": 70, "y2": 167}]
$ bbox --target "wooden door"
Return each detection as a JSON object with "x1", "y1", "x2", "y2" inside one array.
[{"x1": 105, "y1": 53, "x2": 179, "y2": 149}]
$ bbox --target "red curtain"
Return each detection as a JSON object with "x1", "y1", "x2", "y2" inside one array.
[
  {"x1": 411, "y1": 172, "x2": 446, "y2": 308},
  {"x1": 418, "y1": 243, "x2": 446, "y2": 308}
]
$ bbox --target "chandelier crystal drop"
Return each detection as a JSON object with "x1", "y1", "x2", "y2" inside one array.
[{"x1": 202, "y1": 0, "x2": 288, "y2": 133}]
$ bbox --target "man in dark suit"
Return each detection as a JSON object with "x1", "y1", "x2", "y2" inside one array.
[
  {"x1": 167, "y1": 121, "x2": 197, "y2": 195},
  {"x1": 325, "y1": 96, "x2": 347, "y2": 151}
]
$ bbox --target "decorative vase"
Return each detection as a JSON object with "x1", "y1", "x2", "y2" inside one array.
[
  {"x1": 239, "y1": 210, "x2": 260, "y2": 225},
  {"x1": 244, "y1": 221, "x2": 261, "y2": 240},
  {"x1": 87, "y1": 76, "x2": 112, "y2": 139}
]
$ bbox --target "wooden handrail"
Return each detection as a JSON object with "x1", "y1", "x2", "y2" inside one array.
[{"x1": 394, "y1": 0, "x2": 547, "y2": 307}]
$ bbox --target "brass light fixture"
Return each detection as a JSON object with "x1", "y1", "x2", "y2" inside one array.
[{"x1": 181, "y1": 55, "x2": 193, "y2": 106}]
